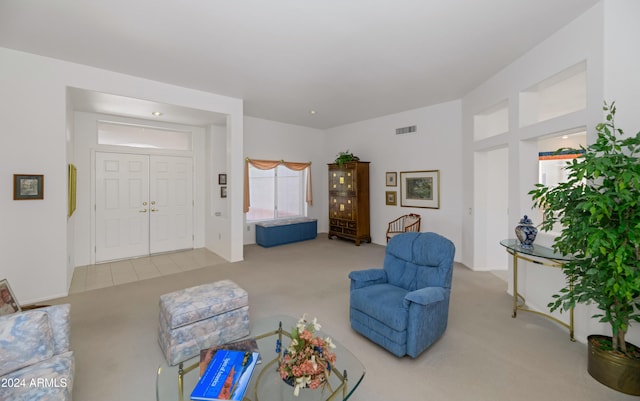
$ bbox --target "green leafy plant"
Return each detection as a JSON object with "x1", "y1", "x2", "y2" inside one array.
[
  {"x1": 529, "y1": 102, "x2": 640, "y2": 355},
  {"x1": 334, "y1": 150, "x2": 359, "y2": 167}
]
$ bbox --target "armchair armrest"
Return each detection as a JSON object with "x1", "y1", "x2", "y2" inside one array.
[
  {"x1": 403, "y1": 287, "x2": 446, "y2": 307},
  {"x1": 349, "y1": 269, "x2": 387, "y2": 290}
]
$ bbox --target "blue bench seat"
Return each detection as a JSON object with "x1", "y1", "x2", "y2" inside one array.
[{"x1": 255, "y1": 218, "x2": 317, "y2": 247}]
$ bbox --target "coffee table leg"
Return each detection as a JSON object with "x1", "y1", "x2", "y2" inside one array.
[
  {"x1": 178, "y1": 362, "x2": 184, "y2": 401},
  {"x1": 343, "y1": 370, "x2": 348, "y2": 399}
]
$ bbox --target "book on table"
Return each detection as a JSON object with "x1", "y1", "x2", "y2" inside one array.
[
  {"x1": 198, "y1": 338, "x2": 261, "y2": 376},
  {"x1": 190, "y1": 349, "x2": 259, "y2": 401}
]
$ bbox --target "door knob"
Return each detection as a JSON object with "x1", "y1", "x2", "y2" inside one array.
[
  {"x1": 142, "y1": 202, "x2": 147, "y2": 206},
  {"x1": 151, "y1": 208, "x2": 159, "y2": 212},
  {"x1": 139, "y1": 209, "x2": 147, "y2": 213}
]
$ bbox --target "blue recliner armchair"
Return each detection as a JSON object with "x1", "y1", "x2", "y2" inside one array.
[{"x1": 349, "y1": 232, "x2": 455, "y2": 358}]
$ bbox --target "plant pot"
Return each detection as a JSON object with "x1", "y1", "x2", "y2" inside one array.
[{"x1": 588, "y1": 334, "x2": 640, "y2": 395}]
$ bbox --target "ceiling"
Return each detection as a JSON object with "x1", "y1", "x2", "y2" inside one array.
[{"x1": 0, "y1": 0, "x2": 599, "y2": 129}]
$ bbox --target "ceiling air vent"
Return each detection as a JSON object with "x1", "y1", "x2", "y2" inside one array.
[{"x1": 395, "y1": 125, "x2": 417, "y2": 135}]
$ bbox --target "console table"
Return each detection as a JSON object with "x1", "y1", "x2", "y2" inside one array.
[{"x1": 499, "y1": 239, "x2": 575, "y2": 341}]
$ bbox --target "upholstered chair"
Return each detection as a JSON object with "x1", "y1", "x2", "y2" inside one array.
[
  {"x1": 386, "y1": 213, "x2": 421, "y2": 243},
  {"x1": 349, "y1": 232, "x2": 455, "y2": 358}
]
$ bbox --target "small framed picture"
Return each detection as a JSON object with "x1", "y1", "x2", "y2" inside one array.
[
  {"x1": 218, "y1": 174, "x2": 227, "y2": 185},
  {"x1": 400, "y1": 170, "x2": 440, "y2": 209},
  {"x1": 220, "y1": 186, "x2": 227, "y2": 198},
  {"x1": 385, "y1": 191, "x2": 397, "y2": 206},
  {"x1": 14, "y1": 174, "x2": 44, "y2": 200},
  {"x1": 0, "y1": 279, "x2": 21, "y2": 316},
  {"x1": 386, "y1": 172, "x2": 397, "y2": 187}
]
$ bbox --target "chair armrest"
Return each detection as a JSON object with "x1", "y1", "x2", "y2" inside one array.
[
  {"x1": 349, "y1": 269, "x2": 387, "y2": 290},
  {"x1": 403, "y1": 287, "x2": 446, "y2": 307}
]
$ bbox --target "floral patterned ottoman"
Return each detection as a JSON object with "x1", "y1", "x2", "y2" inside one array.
[{"x1": 158, "y1": 280, "x2": 250, "y2": 365}]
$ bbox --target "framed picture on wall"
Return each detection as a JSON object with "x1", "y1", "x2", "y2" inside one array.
[
  {"x1": 218, "y1": 174, "x2": 227, "y2": 185},
  {"x1": 385, "y1": 172, "x2": 397, "y2": 187},
  {"x1": 385, "y1": 191, "x2": 397, "y2": 206},
  {"x1": 0, "y1": 279, "x2": 21, "y2": 316},
  {"x1": 13, "y1": 174, "x2": 44, "y2": 200},
  {"x1": 68, "y1": 164, "x2": 77, "y2": 217},
  {"x1": 400, "y1": 170, "x2": 440, "y2": 209}
]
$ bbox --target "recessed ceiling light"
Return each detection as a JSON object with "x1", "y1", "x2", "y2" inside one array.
[
  {"x1": 562, "y1": 135, "x2": 569, "y2": 139},
  {"x1": 309, "y1": 110, "x2": 317, "y2": 115},
  {"x1": 152, "y1": 111, "x2": 162, "y2": 116}
]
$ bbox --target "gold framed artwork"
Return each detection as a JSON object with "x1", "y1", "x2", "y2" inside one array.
[
  {"x1": 13, "y1": 174, "x2": 44, "y2": 200},
  {"x1": 385, "y1": 191, "x2": 397, "y2": 206},
  {"x1": 0, "y1": 278, "x2": 21, "y2": 316},
  {"x1": 400, "y1": 170, "x2": 440, "y2": 209},
  {"x1": 68, "y1": 164, "x2": 77, "y2": 217},
  {"x1": 385, "y1": 172, "x2": 397, "y2": 187}
]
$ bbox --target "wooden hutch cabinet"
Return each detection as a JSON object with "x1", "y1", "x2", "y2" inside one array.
[{"x1": 328, "y1": 161, "x2": 371, "y2": 245}]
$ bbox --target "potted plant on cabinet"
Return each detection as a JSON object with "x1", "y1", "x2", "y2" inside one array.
[
  {"x1": 529, "y1": 102, "x2": 640, "y2": 395},
  {"x1": 334, "y1": 150, "x2": 359, "y2": 167}
]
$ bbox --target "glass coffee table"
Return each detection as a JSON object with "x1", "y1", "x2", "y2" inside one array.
[{"x1": 157, "y1": 315, "x2": 365, "y2": 401}]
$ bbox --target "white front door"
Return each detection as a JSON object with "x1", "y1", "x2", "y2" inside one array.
[
  {"x1": 95, "y1": 152, "x2": 194, "y2": 262},
  {"x1": 149, "y1": 156, "x2": 194, "y2": 254}
]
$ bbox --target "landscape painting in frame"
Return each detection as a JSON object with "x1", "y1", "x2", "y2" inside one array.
[
  {"x1": 13, "y1": 174, "x2": 44, "y2": 200},
  {"x1": 400, "y1": 170, "x2": 440, "y2": 209}
]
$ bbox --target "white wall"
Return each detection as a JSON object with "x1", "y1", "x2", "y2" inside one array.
[
  {"x1": 591, "y1": 0, "x2": 640, "y2": 343},
  {"x1": 206, "y1": 124, "x2": 231, "y2": 255},
  {"x1": 462, "y1": 0, "x2": 640, "y2": 345},
  {"x1": 325, "y1": 101, "x2": 464, "y2": 254},
  {"x1": 0, "y1": 47, "x2": 243, "y2": 303},
  {"x1": 242, "y1": 117, "x2": 326, "y2": 244}
]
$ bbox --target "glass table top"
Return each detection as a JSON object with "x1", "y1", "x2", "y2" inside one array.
[
  {"x1": 499, "y1": 239, "x2": 573, "y2": 261},
  {"x1": 157, "y1": 315, "x2": 365, "y2": 401}
]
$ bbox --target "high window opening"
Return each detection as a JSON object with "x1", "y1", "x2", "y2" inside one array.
[
  {"x1": 98, "y1": 121, "x2": 192, "y2": 151},
  {"x1": 519, "y1": 61, "x2": 587, "y2": 127},
  {"x1": 536, "y1": 129, "x2": 587, "y2": 233}
]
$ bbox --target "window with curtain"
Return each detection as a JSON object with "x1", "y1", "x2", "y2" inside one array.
[{"x1": 246, "y1": 164, "x2": 307, "y2": 221}]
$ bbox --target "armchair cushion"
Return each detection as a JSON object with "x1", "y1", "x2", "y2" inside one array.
[
  {"x1": 351, "y1": 284, "x2": 409, "y2": 332},
  {"x1": 0, "y1": 311, "x2": 55, "y2": 376},
  {"x1": 0, "y1": 351, "x2": 75, "y2": 401},
  {"x1": 38, "y1": 304, "x2": 71, "y2": 354}
]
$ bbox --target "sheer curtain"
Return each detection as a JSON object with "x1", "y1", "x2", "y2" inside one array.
[{"x1": 243, "y1": 158, "x2": 313, "y2": 213}]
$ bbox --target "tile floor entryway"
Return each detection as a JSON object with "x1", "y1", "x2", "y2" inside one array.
[{"x1": 69, "y1": 248, "x2": 227, "y2": 294}]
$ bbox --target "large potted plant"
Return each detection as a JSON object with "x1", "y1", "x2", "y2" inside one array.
[{"x1": 529, "y1": 102, "x2": 640, "y2": 395}]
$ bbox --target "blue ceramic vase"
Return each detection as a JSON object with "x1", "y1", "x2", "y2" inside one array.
[{"x1": 515, "y1": 215, "x2": 537, "y2": 249}]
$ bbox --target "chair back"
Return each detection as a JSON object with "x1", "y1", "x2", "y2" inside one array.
[
  {"x1": 383, "y1": 232, "x2": 455, "y2": 291},
  {"x1": 403, "y1": 214, "x2": 421, "y2": 231}
]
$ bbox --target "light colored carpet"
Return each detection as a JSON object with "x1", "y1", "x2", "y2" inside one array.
[{"x1": 48, "y1": 236, "x2": 636, "y2": 401}]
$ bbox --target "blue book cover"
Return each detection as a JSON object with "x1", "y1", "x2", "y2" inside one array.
[{"x1": 190, "y1": 349, "x2": 259, "y2": 401}]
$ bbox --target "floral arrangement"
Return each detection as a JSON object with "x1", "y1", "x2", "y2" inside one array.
[{"x1": 278, "y1": 314, "x2": 337, "y2": 396}]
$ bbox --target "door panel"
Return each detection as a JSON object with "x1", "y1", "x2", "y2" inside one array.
[
  {"x1": 95, "y1": 153, "x2": 150, "y2": 262},
  {"x1": 149, "y1": 156, "x2": 194, "y2": 254}
]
